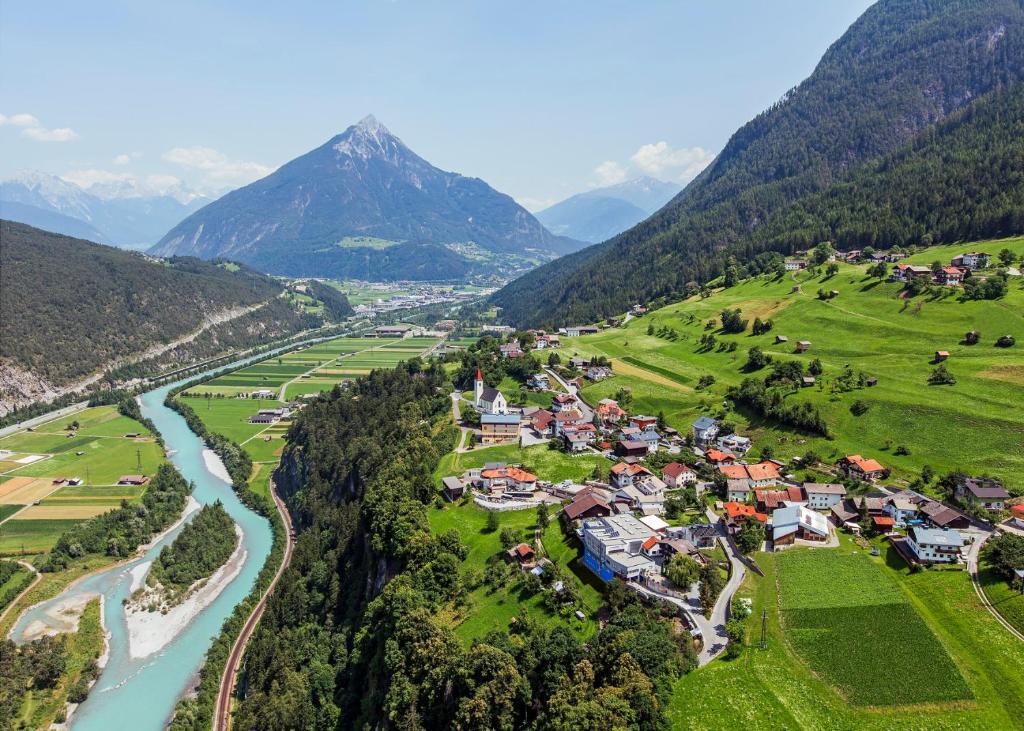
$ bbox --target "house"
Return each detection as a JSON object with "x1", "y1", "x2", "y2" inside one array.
[
  {"x1": 581, "y1": 514, "x2": 659, "y2": 582},
  {"x1": 675, "y1": 523, "x2": 718, "y2": 549},
  {"x1": 441, "y1": 476, "x2": 465, "y2": 502},
  {"x1": 473, "y1": 369, "x2": 508, "y2": 415},
  {"x1": 727, "y1": 479, "x2": 753, "y2": 503},
  {"x1": 562, "y1": 424, "x2": 597, "y2": 452},
  {"x1": 595, "y1": 398, "x2": 627, "y2": 426},
  {"x1": 955, "y1": 476, "x2": 1009, "y2": 511},
  {"x1": 500, "y1": 341, "x2": 524, "y2": 358},
  {"x1": 527, "y1": 373, "x2": 550, "y2": 390},
  {"x1": 374, "y1": 324, "x2": 413, "y2": 337},
  {"x1": 615, "y1": 439, "x2": 652, "y2": 458},
  {"x1": 784, "y1": 259, "x2": 808, "y2": 271},
  {"x1": 551, "y1": 393, "x2": 579, "y2": 412},
  {"x1": 934, "y1": 350, "x2": 949, "y2": 362},
  {"x1": 883, "y1": 495, "x2": 918, "y2": 525},
  {"x1": 721, "y1": 461, "x2": 781, "y2": 489},
  {"x1": 249, "y1": 412, "x2": 279, "y2": 424},
  {"x1": 587, "y1": 365, "x2": 613, "y2": 381},
  {"x1": 795, "y1": 341, "x2": 812, "y2": 353},
  {"x1": 611, "y1": 462, "x2": 653, "y2": 489},
  {"x1": 917, "y1": 500, "x2": 971, "y2": 530},
  {"x1": 754, "y1": 486, "x2": 806, "y2": 513},
  {"x1": 563, "y1": 492, "x2": 613, "y2": 522},
  {"x1": 801, "y1": 376, "x2": 816, "y2": 387},
  {"x1": 507, "y1": 543, "x2": 536, "y2": 565},
  {"x1": 657, "y1": 538, "x2": 708, "y2": 566},
  {"x1": 717, "y1": 434, "x2": 752, "y2": 454},
  {"x1": 117, "y1": 474, "x2": 148, "y2": 486},
  {"x1": 952, "y1": 252, "x2": 990, "y2": 270},
  {"x1": 564, "y1": 326, "x2": 599, "y2": 337},
  {"x1": 553, "y1": 409, "x2": 586, "y2": 436},
  {"x1": 638, "y1": 514, "x2": 669, "y2": 534},
  {"x1": 479, "y1": 413, "x2": 521, "y2": 445},
  {"x1": 662, "y1": 462, "x2": 696, "y2": 489},
  {"x1": 692, "y1": 416, "x2": 719, "y2": 447},
  {"x1": 723, "y1": 502, "x2": 767, "y2": 533},
  {"x1": 249, "y1": 388, "x2": 276, "y2": 400},
  {"x1": 937, "y1": 266, "x2": 965, "y2": 285},
  {"x1": 836, "y1": 455, "x2": 888, "y2": 482},
  {"x1": 479, "y1": 465, "x2": 538, "y2": 492},
  {"x1": 772, "y1": 505, "x2": 830, "y2": 546},
  {"x1": 530, "y1": 409, "x2": 554, "y2": 436},
  {"x1": 803, "y1": 483, "x2": 847, "y2": 510},
  {"x1": 906, "y1": 527, "x2": 964, "y2": 564},
  {"x1": 629, "y1": 415, "x2": 658, "y2": 431},
  {"x1": 890, "y1": 264, "x2": 932, "y2": 282},
  {"x1": 704, "y1": 448, "x2": 736, "y2": 466}
]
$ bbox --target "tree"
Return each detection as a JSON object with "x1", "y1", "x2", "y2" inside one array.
[
  {"x1": 724, "y1": 619, "x2": 746, "y2": 659},
  {"x1": 499, "y1": 527, "x2": 519, "y2": 550},
  {"x1": 825, "y1": 262, "x2": 839, "y2": 277},
  {"x1": 736, "y1": 520, "x2": 765, "y2": 554},
  {"x1": 981, "y1": 533, "x2": 1024, "y2": 581},
  {"x1": 536, "y1": 502, "x2": 549, "y2": 532},
  {"x1": 868, "y1": 261, "x2": 889, "y2": 279},
  {"x1": 548, "y1": 352, "x2": 561, "y2": 366},
  {"x1": 920, "y1": 465, "x2": 934, "y2": 483},
  {"x1": 665, "y1": 554, "x2": 701, "y2": 589},
  {"x1": 647, "y1": 324, "x2": 655, "y2": 335},
  {"x1": 812, "y1": 241, "x2": 834, "y2": 265},
  {"x1": 720, "y1": 308, "x2": 748, "y2": 334},
  {"x1": 928, "y1": 364, "x2": 956, "y2": 385},
  {"x1": 613, "y1": 387, "x2": 633, "y2": 409},
  {"x1": 657, "y1": 410, "x2": 667, "y2": 430},
  {"x1": 699, "y1": 563, "x2": 725, "y2": 616},
  {"x1": 850, "y1": 400, "x2": 869, "y2": 416},
  {"x1": 744, "y1": 346, "x2": 769, "y2": 371},
  {"x1": 996, "y1": 335, "x2": 1016, "y2": 348},
  {"x1": 807, "y1": 358, "x2": 823, "y2": 376},
  {"x1": 999, "y1": 248, "x2": 1015, "y2": 266},
  {"x1": 485, "y1": 511, "x2": 500, "y2": 533},
  {"x1": 696, "y1": 374, "x2": 716, "y2": 390}
]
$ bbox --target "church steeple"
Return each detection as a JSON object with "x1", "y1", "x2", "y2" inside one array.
[{"x1": 474, "y1": 368, "x2": 484, "y2": 406}]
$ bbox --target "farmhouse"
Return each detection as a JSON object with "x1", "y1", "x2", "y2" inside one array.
[
  {"x1": 890, "y1": 264, "x2": 932, "y2": 282},
  {"x1": 587, "y1": 365, "x2": 613, "y2": 381},
  {"x1": 772, "y1": 505, "x2": 830, "y2": 546},
  {"x1": 615, "y1": 440, "x2": 652, "y2": 458},
  {"x1": 917, "y1": 500, "x2": 971, "y2": 530},
  {"x1": 803, "y1": 483, "x2": 847, "y2": 510},
  {"x1": 661, "y1": 462, "x2": 696, "y2": 489},
  {"x1": 581, "y1": 514, "x2": 658, "y2": 582},
  {"x1": 954, "y1": 476, "x2": 1009, "y2": 511},
  {"x1": 755, "y1": 486, "x2": 806, "y2": 513},
  {"x1": 883, "y1": 495, "x2": 919, "y2": 524},
  {"x1": 719, "y1": 461, "x2": 781, "y2": 489},
  {"x1": 563, "y1": 491, "x2": 612, "y2": 523},
  {"x1": 479, "y1": 413, "x2": 521, "y2": 445},
  {"x1": 499, "y1": 341, "x2": 524, "y2": 358},
  {"x1": 906, "y1": 527, "x2": 964, "y2": 564},
  {"x1": 937, "y1": 266, "x2": 965, "y2": 285},
  {"x1": 836, "y1": 454, "x2": 888, "y2": 482}
]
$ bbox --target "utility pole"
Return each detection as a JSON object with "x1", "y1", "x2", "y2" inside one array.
[
  {"x1": 760, "y1": 608, "x2": 768, "y2": 650},
  {"x1": 136, "y1": 448, "x2": 142, "y2": 472}
]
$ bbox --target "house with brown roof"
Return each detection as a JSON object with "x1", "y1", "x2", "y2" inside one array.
[
  {"x1": 917, "y1": 500, "x2": 971, "y2": 530},
  {"x1": 441, "y1": 476, "x2": 465, "y2": 502},
  {"x1": 563, "y1": 492, "x2": 612, "y2": 523},
  {"x1": 530, "y1": 409, "x2": 555, "y2": 436},
  {"x1": 551, "y1": 393, "x2": 579, "y2": 412},
  {"x1": 661, "y1": 462, "x2": 696, "y2": 489},
  {"x1": 836, "y1": 455, "x2": 888, "y2": 482},
  {"x1": 954, "y1": 476, "x2": 1010, "y2": 511},
  {"x1": 754, "y1": 486, "x2": 806, "y2": 513},
  {"x1": 803, "y1": 483, "x2": 846, "y2": 510},
  {"x1": 615, "y1": 440, "x2": 651, "y2": 458}
]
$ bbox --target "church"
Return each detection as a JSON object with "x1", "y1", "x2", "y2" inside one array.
[{"x1": 474, "y1": 368, "x2": 508, "y2": 415}]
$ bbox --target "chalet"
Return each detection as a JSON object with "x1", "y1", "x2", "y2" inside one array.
[
  {"x1": 952, "y1": 252, "x2": 990, "y2": 270},
  {"x1": 937, "y1": 266, "x2": 965, "y2": 286},
  {"x1": 803, "y1": 483, "x2": 847, "y2": 510},
  {"x1": 662, "y1": 462, "x2": 696, "y2": 489},
  {"x1": 615, "y1": 439, "x2": 653, "y2": 458},
  {"x1": 890, "y1": 264, "x2": 931, "y2": 282},
  {"x1": 784, "y1": 260, "x2": 808, "y2": 271},
  {"x1": 587, "y1": 365, "x2": 613, "y2": 381},
  {"x1": 441, "y1": 476, "x2": 465, "y2": 502},
  {"x1": 717, "y1": 433, "x2": 752, "y2": 454},
  {"x1": 772, "y1": 505, "x2": 830, "y2": 546},
  {"x1": 631, "y1": 304, "x2": 648, "y2": 316},
  {"x1": 723, "y1": 502, "x2": 767, "y2": 534},
  {"x1": 917, "y1": 500, "x2": 971, "y2": 530},
  {"x1": 906, "y1": 527, "x2": 964, "y2": 564},
  {"x1": 704, "y1": 448, "x2": 736, "y2": 465},
  {"x1": 530, "y1": 409, "x2": 554, "y2": 436},
  {"x1": 692, "y1": 416, "x2": 719, "y2": 447},
  {"x1": 553, "y1": 409, "x2": 586, "y2": 436},
  {"x1": 479, "y1": 465, "x2": 537, "y2": 492},
  {"x1": 836, "y1": 455, "x2": 887, "y2": 482},
  {"x1": 955, "y1": 476, "x2": 1009, "y2": 511},
  {"x1": 883, "y1": 495, "x2": 918, "y2": 524},
  {"x1": 581, "y1": 514, "x2": 659, "y2": 582},
  {"x1": 479, "y1": 413, "x2": 521, "y2": 445},
  {"x1": 117, "y1": 474, "x2": 148, "y2": 486},
  {"x1": 551, "y1": 393, "x2": 579, "y2": 412},
  {"x1": 727, "y1": 479, "x2": 754, "y2": 503},
  {"x1": 563, "y1": 492, "x2": 612, "y2": 523},
  {"x1": 611, "y1": 462, "x2": 653, "y2": 489},
  {"x1": 795, "y1": 341, "x2": 812, "y2": 353},
  {"x1": 754, "y1": 486, "x2": 806, "y2": 513}
]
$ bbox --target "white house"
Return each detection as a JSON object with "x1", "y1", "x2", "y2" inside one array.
[
  {"x1": 474, "y1": 368, "x2": 508, "y2": 415},
  {"x1": 952, "y1": 252, "x2": 990, "y2": 270},
  {"x1": 883, "y1": 496, "x2": 919, "y2": 525},
  {"x1": 726, "y1": 478, "x2": 753, "y2": 503},
  {"x1": 772, "y1": 505, "x2": 831, "y2": 546},
  {"x1": 717, "y1": 434, "x2": 752, "y2": 454},
  {"x1": 803, "y1": 483, "x2": 847, "y2": 510},
  {"x1": 661, "y1": 462, "x2": 696, "y2": 489},
  {"x1": 692, "y1": 416, "x2": 719, "y2": 447},
  {"x1": 906, "y1": 527, "x2": 964, "y2": 563}
]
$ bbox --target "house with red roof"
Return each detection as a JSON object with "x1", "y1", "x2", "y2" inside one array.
[
  {"x1": 661, "y1": 462, "x2": 696, "y2": 489},
  {"x1": 754, "y1": 486, "x2": 806, "y2": 513},
  {"x1": 480, "y1": 466, "x2": 538, "y2": 492},
  {"x1": 705, "y1": 448, "x2": 736, "y2": 465},
  {"x1": 723, "y1": 501, "x2": 768, "y2": 533},
  {"x1": 551, "y1": 393, "x2": 579, "y2": 412},
  {"x1": 936, "y1": 266, "x2": 966, "y2": 285},
  {"x1": 610, "y1": 462, "x2": 653, "y2": 489},
  {"x1": 836, "y1": 455, "x2": 888, "y2": 482}
]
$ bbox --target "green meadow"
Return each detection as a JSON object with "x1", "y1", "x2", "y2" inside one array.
[{"x1": 550, "y1": 236, "x2": 1024, "y2": 487}]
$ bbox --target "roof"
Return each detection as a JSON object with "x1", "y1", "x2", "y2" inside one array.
[
  {"x1": 755, "y1": 486, "x2": 805, "y2": 509},
  {"x1": 617, "y1": 440, "x2": 649, "y2": 451},
  {"x1": 662, "y1": 462, "x2": 694, "y2": 479},
  {"x1": 515, "y1": 543, "x2": 535, "y2": 557},
  {"x1": 641, "y1": 536, "x2": 659, "y2": 551},
  {"x1": 1011, "y1": 504, "x2": 1024, "y2": 517},
  {"x1": 720, "y1": 464, "x2": 749, "y2": 480},
  {"x1": 705, "y1": 448, "x2": 735, "y2": 463},
  {"x1": 844, "y1": 455, "x2": 885, "y2": 473},
  {"x1": 553, "y1": 393, "x2": 577, "y2": 403},
  {"x1": 531, "y1": 410, "x2": 554, "y2": 427},
  {"x1": 803, "y1": 483, "x2": 846, "y2": 495},
  {"x1": 481, "y1": 412, "x2": 520, "y2": 425},
  {"x1": 563, "y1": 493, "x2": 610, "y2": 520},
  {"x1": 918, "y1": 500, "x2": 967, "y2": 527},
  {"x1": 693, "y1": 416, "x2": 717, "y2": 430},
  {"x1": 480, "y1": 387, "x2": 502, "y2": 402},
  {"x1": 746, "y1": 461, "x2": 781, "y2": 481},
  {"x1": 554, "y1": 409, "x2": 584, "y2": 422},
  {"x1": 480, "y1": 466, "x2": 536, "y2": 483},
  {"x1": 872, "y1": 516, "x2": 896, "y2": 527},
  {"x1": 910, "y1": 527, "x2": 964, "y2": 548},
  {"x1": 724, "y1": 502, "x2": 767, "y2": 522},
  {"x1": 611, "y1": 462, "x2": 652, "y2": 477},
  {"x1": 638, "y1": 515, "x2": 669, "y2": 532},
  {"x1": 772, "y1": 505, "x2": 829, "y2": 539},
  {"x1": 960, "y1": 477, "x2": 1010, "y2": 500},
  {"x1": 726, "y1": 478, "x2": 751, "y2": 493},
  {"x1": 441, "y1": 476, "x2": 463, "y2": 490}
]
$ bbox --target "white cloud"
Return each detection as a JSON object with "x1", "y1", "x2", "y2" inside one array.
[
  {"x1": 593, "y1": 160, "x2": 628, "y2": 187},
  {"x1": 1, "y1": 112, "x2": 78, "y2": 142},
  {"x1": 113, "y1": 153, "x2": 132, "y2": 165},
  {"x1": 629, "y1": 141, "x2": 714, "y2": 182},
  {"x1": 162, "y1": 145, "x2": 273, "y2": 188}
]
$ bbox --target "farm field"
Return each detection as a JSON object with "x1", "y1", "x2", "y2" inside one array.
[
  {"x1": 549, "y1": 236, "x2": 1024, "y2": 488},
  {"x1": 668, "y1": 538, "x2": 1024, "y2": 730},
  {"x1": 0, "y1": 405, "x2": 163, "y2": 554}
]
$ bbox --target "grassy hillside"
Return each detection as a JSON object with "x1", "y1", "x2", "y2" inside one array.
[{"x1": 548, "y1": 237, "x2": 1024, "y2": 487}]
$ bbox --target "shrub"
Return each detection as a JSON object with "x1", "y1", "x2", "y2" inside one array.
[
  {"x1": 928, "y1": 364, "x2": 956, "y2": 385},
  {"x1": 850, "y1": 400, "x2": 870, "y2": 416},
  {"x1": 996, "y1": 334, "x2": 1016, "y2": 348}
]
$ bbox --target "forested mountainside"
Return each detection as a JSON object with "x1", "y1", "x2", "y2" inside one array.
[
  {"x1": 236, "y1": 364, "x2": 691, "y2": 729},
  {"x1": 0, "y1": 221, "x2": 322, "y2": 411},
  {"x1": 152, "y1": 116, "x2": 583, "y2": 282},
  {"x1": 492, "y1": 0, "x2": 1024, "y2": 326}
]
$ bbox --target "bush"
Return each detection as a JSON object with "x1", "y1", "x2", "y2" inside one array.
[
  {"x1": 850, "y1": 400, "x2": 870, "y2": 416},
  {"x1": 996, "y1": 334, "x2": 1016, "y2": 348},
  {"x1": 928, "y1": 364, "x2": 956, "y2": 385}
]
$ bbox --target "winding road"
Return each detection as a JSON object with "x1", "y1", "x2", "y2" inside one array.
[
  {"x1": 214, "y1": 477, "x2": 296, "y2": 731},
  {"x1": 966, "y1": 530, "x2": 1024, "y2": 644}
]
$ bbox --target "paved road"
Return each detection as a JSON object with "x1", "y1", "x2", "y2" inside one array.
[
  {"x1": 965, "y1": 530, "x2": 1024, "y2": 643},
  {"x1": 0, "y1": 401, "x2": 89, "y2": 440},
  {"x1": 214, "y1": 477, "x2": 296, "y2": 731}
]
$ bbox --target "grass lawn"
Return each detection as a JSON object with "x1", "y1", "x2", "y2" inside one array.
[
  {"x1": 978, "y1": 560, "x2": 1024, "y2": 635},
  {"x1": 435, "y1": 442, "x2": 609, "y2": 485},
  {"x1": 549, "y1": 236, "x2": 1024, "y2": 488}
]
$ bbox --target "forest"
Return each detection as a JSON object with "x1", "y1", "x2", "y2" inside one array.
[
  {"x1": 147, "y1": 502, "x2": 237, "y2": 606},
  {"x1": 492, "y1": 0, "x2": 1024, "y2": 327}
]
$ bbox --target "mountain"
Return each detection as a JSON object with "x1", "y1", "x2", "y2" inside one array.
[
  {"x1": 536, "y1": 177, "x2": 682, "y2": 243},
  {"x1": 492, "y1": 0, "x2": 1024, "y2": 327},
  {"x1": 0, "y1": 171, "x2": 208, "y2": 248},
  {"x1": 151, "y1": 115, "x2": 585, "y2": 281},
  {"x1": 0, "y1": 221, "x2": 321, "y2": 414}
]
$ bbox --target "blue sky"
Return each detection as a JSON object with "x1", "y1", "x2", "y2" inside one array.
[{"x1": 0, "y1": 0, "x2": 874, "y2": 208}]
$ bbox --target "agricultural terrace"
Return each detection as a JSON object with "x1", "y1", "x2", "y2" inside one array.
[
  {"x1": 547, "y1": 236, "x2": 1024, "y2": 488},
  {"x1": 669, "y1": 536, "x2": 1024, "y2": 729},
  {"x1": 0, "y1": 405, "x2": 163, "y2": 555}
]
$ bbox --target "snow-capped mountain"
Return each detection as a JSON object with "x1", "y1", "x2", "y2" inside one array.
[
  {"x1": 151, "y1": 115, "x2": 585, "y2": 280},
  {"x1": 536, "y1": 176, "x2": 682, "y2": 243},
  {"x1": 0, "y1": 170, "x2": 208, "y2": 248}
]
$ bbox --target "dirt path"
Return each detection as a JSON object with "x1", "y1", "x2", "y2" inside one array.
[{"x1": 0, "y1": 560, "x2": 41, "y2": 625}]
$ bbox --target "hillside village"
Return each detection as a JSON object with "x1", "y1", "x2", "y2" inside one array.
[{"x1": 437, "y1": 239, "x2": 1024, "y2": 663}]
